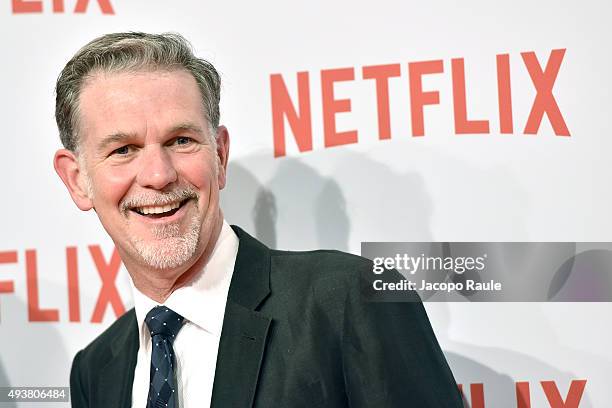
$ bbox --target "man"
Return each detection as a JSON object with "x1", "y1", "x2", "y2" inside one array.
[{"x1": 54, "y1": 32, "x2": 463, "y2": 407}]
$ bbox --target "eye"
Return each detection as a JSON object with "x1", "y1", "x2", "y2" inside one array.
[
  {"x1": 111, "y1": 145, "x2": 131, "y2": 155},
  {"x1": 175, "y1": 136, "x2": 192, "y2": 146}
]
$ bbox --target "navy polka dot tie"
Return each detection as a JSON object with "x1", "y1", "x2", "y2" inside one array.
[{"x1": 145, "y1": 306, "x2": 185, "y2": 408}]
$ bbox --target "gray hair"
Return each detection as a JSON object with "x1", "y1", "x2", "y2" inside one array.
[{"x1": 55, "y1": 32, "x2": 221, "y2": 152}]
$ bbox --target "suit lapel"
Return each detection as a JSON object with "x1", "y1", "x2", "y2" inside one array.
[
  {"x1": 210, "y1": 301, "x2": 271, "y2": 407},
  {"x1": 93, "y1": 311, "x2": 139, "y2": 408},
  {"x1": 210, "y1": 226, "x2": 273, "y2": 407}
]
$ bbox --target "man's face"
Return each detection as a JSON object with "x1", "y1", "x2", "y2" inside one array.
[{"x1": 73, "y1": 69, "x2": 227, "y2": 270}]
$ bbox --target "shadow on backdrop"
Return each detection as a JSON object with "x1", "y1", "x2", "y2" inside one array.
[{"x1": 222, "y1": 150, "x2": 434, "y2": 251}]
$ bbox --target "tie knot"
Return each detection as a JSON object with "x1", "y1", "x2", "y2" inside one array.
[{"x1": 145, "y1": 306, "x2": 184, "y2": 340}]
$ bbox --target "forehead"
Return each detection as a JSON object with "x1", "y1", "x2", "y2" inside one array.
[{"x1": 77, "y1": 69, "x2": 206, "y2": 144}]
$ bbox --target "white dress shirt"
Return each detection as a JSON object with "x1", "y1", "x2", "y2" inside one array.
[{"x1": 130, "y1": 220, "x2": 239, "y2": 408}]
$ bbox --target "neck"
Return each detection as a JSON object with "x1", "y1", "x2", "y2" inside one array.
[{"x1": 127, "y1": 215, "x2": 224, "y2": 303}]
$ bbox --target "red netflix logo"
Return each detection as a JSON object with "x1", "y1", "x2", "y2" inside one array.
[
  {"x1": 270, "y1": 49, "x2": 570, "y2": 157},
  {"x1": 0, "y1": 247, "x2": 125, "y2": 323},
  {"x1": 12, "y1": 0, "x2": 114, "y2": 14},
  {"x1": 459, "y1": 380, "x2": 587, "y2": 408}
]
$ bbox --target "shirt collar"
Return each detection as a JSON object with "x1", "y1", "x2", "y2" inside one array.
[{"x1": 130, "y1": 220, "x2": 239, "y2": 345}]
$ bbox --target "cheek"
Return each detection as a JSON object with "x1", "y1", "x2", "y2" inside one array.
[
  {"x1": 176, "y1": 155, "x2": 217, "y2": 189},
  {"x1": 92, "y1": 167, "x2": 135, "y2": 205}
]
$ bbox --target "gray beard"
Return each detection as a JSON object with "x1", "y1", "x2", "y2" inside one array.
[{"x1": 130, "y1": 214, "x2": 202, "y2": 270}]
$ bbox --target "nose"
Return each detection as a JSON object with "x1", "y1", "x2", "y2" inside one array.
[{"x1": 136, "y1": 145, "x2": 178, "y2": 190}]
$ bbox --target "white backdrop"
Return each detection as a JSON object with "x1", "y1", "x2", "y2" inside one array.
[{"x1": 1, "y1": 0, "x2": 611, "y2": 406}]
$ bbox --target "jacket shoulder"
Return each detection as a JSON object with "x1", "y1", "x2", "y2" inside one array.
[
  {"x1": 267, "y1": 249, "x2": 374, "y2": 310},
  {"x1": 270, "y1": 248, "x2": 372, "y2": 278}
]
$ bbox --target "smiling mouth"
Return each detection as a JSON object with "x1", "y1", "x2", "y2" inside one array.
[{"x1": 130, "y1": 199, "x2": 190, "y2": 219}]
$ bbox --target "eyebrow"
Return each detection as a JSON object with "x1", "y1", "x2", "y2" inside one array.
[
  {"x1": 168, "y1": 122, "x2": 206, "y2": 136},
  {"x1": 97, "y1": 132, "x2": 136, "y2": 151},
  {"x1": 97, "y1": 122, "x2": 206, "y2": 151}
]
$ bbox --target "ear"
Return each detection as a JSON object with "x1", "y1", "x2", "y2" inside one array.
[
  {"x1": 54, "y1": 149, "x2": 94, "y2": 211},
  {"x1": 215, "y1": 126, "x2": 230, "y2": 190}
]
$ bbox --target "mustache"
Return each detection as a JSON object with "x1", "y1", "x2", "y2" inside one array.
[{"x1": 120, "y1": 188, "x2": 199, "y2": 213}]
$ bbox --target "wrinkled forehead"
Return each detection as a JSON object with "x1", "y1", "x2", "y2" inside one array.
[{"x1": 75, "y1": 69, "x2": 209, "y2": 148}]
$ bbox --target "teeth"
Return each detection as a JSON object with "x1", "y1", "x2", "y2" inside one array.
[{"x1": 134, "y1": 201, "x2": 181, "y2": 215}]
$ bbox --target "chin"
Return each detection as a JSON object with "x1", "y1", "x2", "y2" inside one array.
[{"x1": 132, "y1": 229, "x2": 200, "y2": 270}]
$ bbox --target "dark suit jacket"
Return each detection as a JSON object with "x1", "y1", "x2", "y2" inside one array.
[{"x1": 70, "y1": 226, "x2": 463, "y2": 407}]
